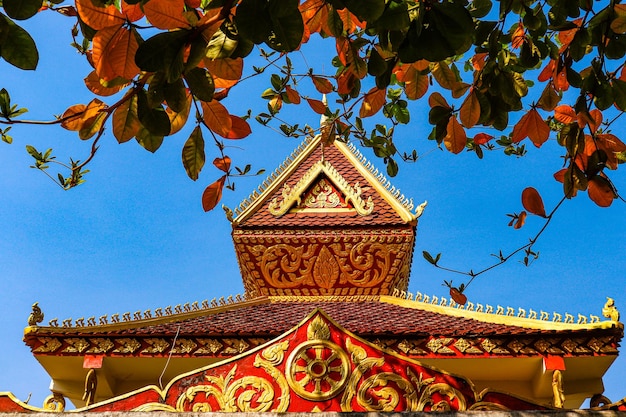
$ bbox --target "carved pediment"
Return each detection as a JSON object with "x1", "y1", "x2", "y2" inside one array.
[{"x1": 268, "y1": 160, "x2": 374, "y2": 217}]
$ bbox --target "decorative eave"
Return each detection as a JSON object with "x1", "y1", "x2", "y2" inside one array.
[
  {"x1": 229, "y1": 135, "x2": 425, "y2": 226},
  {"x1": 384, "y1": 291, "x2": 624, "y2": 332}
]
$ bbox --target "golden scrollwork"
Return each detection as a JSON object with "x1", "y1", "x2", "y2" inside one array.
[
  {"x1": 176, "y1": 365, "x2": 276, "y2": 412},
  {"x1": 33, "y1": 337, "x2": 62, "y2": 353},
  {"x1": 43, "y1": 392, "x2": 65, "y2": 412},
  {"x1": 256, "y1": 240, "x2": 403, "y2": 290},
  {"x1": 303, "y1": 178, "x2": 345, "y2": 209},
  {"x1": 417, "y1": 383, "x2": 467, "y2": 411},
  {"x1": 176, "y1": 342, "x2": 290, "y2": 412},
  {"x1": 356, "y1": 373, "x2": 418, "y2": 411}
]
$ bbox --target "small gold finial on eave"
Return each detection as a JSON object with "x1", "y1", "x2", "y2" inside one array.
[
  {"x1": 28, "y1": 302, "x2": 44, "y2": 326},
  {"x1": 602, "y1": 297, "x2": 620, "y2": 322}
]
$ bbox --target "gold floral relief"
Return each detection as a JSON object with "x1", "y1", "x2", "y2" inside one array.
[
  {"x1": 252, "y1": 239, "x2": 407, "y2": 291},
  {"x1": 176, "y1": 342, "x2": 290, "y2": 412}
]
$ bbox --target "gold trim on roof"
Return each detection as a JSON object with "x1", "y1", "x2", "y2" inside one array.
[
  {"x1": 335, "y1": 140, "x2": 426, "y2": 223},
  {"x1": 267, "y1": 160, "x2": 374, "y2": 217},
  {"x1": 25, "y1": 294, "x2": 266, "y2": 334},
  {"x1": 231, "y1": 134, "x2": 426, "y2": 225},
  {"x1": 385, "y1": 290, "x2": 622, "y2": 331}
]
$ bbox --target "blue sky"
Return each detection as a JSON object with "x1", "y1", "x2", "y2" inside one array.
[{"x1": 0, "y1": 8, "x2": 625, "y2": 409}]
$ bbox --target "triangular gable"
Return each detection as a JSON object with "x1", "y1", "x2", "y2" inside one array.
[
  {"x1": 69, "y1": 309, "x2": 550, "y2": 413},
  {"x1": 230, "y1": 135, "x2": 425, "y2": 227},
  {"x1": 267, "y1": 160, "x2": 373, "y2": 216}
]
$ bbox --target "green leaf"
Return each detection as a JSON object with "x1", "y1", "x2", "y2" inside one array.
[
  {"x1": 266, "y1": 0, "x2": 303, "y2": 52},
  {"x1": 0, "y1": 12, "x2": 38, "y2": 70},
  {"x1": 184, "y1": 67, "x2": 215, "y2": 102},
  {"x1": 613, "y1": 79, "x2": 626, "y2": 111},
  {"x1": 182, "y1": 125, "x2": 205, "y2": 181},
  {"x1": 0, "y1": 88, "x2": 10, "y2": 117},
  {"x1": 342, "y1": 0, "x2": 385, "y2": 22},
  {"x1": 422, "y1": 250, "x2": 440, "y2": 265},
  {"x1": 163, "y1": 78, "x2": 187, "y2": 113},
  {"x1": 135, "y1": 126, "x2": 164, "y2": 153},
  {"x1": 235, "y1": 0, "x2": 272, "y2": 45},
  {"x1": 136, "y1": 89, "x2": 171, "y2": 137},
  {"x1": 135, "y1": 30, "x2": 188, "y2": 81},
  {"x1": 386, "y1": 157, "x2": 398, "y2": 176},
  {"x1": 205, "y1": 28, "x2": 238, "y2": 59},
  {"x1": 371, "y1": 0, "x2": 409, "y2": 31},
  {"x1": 3, "y1": 0, "x2": 43, "y2": 20}
]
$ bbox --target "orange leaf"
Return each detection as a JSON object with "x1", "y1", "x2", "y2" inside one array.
[
  {"x1": 84, "y1": 70, "x2": 129, "y2": 96},
  {"x1": 554, "y1": 105, "x2": 577, "y2": 124},
  {"x1": 61, "y1": 104, "x2": 87, "y2": 131},
  {"x1": 335, "y1": 37, "x2": 367, "y2": 78},
  {"x1": 526, "y1": 108, "x2": 550, "y2": 147},
  {"x1": 202, "y1": 175, "x2": 225, "y2": 212},
  {"x1": 285, "y1": 85, "x2": 301, "y2": 104},
  {"x1": 122, "y1": 2, "x2": 144, "y2": 22},
  {"x1": 300, "y1": 0, "x2": 326, "y2": 35},
  {"x1": 166, "y1": 91, "x2": 192, "y2": 135},
  {"x1": 336, "y1": 70, "x2": 357, "y2": 95},
  {"x1": 394, "y1": 64, "x2": 428, "y2": 100},
  {"x1": 201, "y1": 100, "x2": 232, "y2": 137},
  {"x1": 307, "y1": 98, "x2": 327, "y2": 114},
  {"x1": 61, "y1": 99, "x2": 106, "y2": 132},
  {"x1": 588, "y1": 109, "x2": 603, "y2": 134},
  {"x1": 223, "y1": 115, "x2": 251, "y2": 139},
  {"x1": 112, "y1": 93, "x2": 140, "y2": 143},
  {"x1": 311, "y1": 75, "x2": 333, "y2": 94},
  {"x1": 443, "y1": 116, "x2": 467, "y2": 154},
  {"x1": 473, "y1": 133, "x2": 494, "y2": 145},
  {"x1": 471, "y1": 53, "x2": 488, "y2": 71},
  {"x1": 213, "y1": 156, "x2": 231, "y2": 172},
  {"x1": 511, "y1": 23, "x2": 525, "y2": 49},
  {"x1": 558, "y1": 18, "x2": 582, "y2": 51},
  {"x1": 428, "y1": 92, "x2": 450, "y2": 109},
  {"x1": 359, "y1": 87, "x2": 386, "y2": 118},
  {"x1": 511, "y1": 108, "x2": 549, "y2": 146},
  {"x1": 75, "y1": 0, "x2": 124, "y2": 30},
  {"x1": 204, "y1": 58, "x2": 243, "y2": 89},
  {"x1": 588, "y1": 176, "x2": 615, "y2": 207},
  {"x1": 596, "y1": 133, "x2": 626, "y2": 169},
  {"x1": 143, "y1": 0, "x2": 190, "y2": 29},
  {"x1": 92, "y1": 26, "x2": 140, "y2": 81},
  {"x1": 513, "y1": 211, "x2": 527, "y2": 229},
  {"x1": 459, "y1": 90, "x2": 480, "y2": 128},
  {"x1": 521, "y1": 187, "x2": 547, "y2": 217},
  {"x1": 537, "y1": 60, "x2": 555, "y2": 83}
]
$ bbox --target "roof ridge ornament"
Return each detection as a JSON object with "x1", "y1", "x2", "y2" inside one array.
[
  {"x1": 390, "y1": 289, "x2": 614, "y2": 328},
  {"x1": 267, "y1": 159, "x2": 374, "y2": 217}
]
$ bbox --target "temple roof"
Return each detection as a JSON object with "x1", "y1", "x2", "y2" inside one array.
[
  {"x1": 25, "y1": 294, "x2": 623, "y2": 355},
  {"x1": 230, "y1": 135, "x2": 425, "y2": 228}
]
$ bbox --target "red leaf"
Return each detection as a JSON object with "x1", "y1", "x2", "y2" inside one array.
[
  {"x1": 213, "y1": 156, "x2": 231, "y2": 173},
  {"x1": 428, "y1": 92, "x2": 450, "y2": 109},
  {"x1": 588, "y1": 176, "x2": 615, "y2": 207},
  {"x1": 223, "y1": 115, "x2": 251, "y2": 139},
  {"x1": 514, "y1": 211, "x2": 527, "y2": 229},
  {"x1": 521, "y1": 187, "x2": 547, "y2": 217},
  {"x1": 359, "y1": 87, "x2": 386, "y2": 118},
  {"x1": 307, "y1": 98, "x2": 327, "y2": 114},
  {"x1": 473, "y1": 133, "x2": 494, "y2": 145},
  {"x1": 202, "y1": 176, "x2": 226, "y2": 212},
  {"x1": 554, "y1": 105, "x2": 577, "y2": 124},
  {"x1": 285, "y1": 85, "x2": 301, "y2": 104},
  {"x1": 311, "y1": 75, "x2": 333, "y2": 94}
]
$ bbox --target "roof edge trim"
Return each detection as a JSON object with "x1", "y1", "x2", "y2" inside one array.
[{"x1": 381, "y1": 294, "x2": 622, "y2": 331}]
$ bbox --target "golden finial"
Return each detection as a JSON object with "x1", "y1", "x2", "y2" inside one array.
[
  {"x1": 602, "y1": 297, "x2": 620, "y2": 322},
  {"x1": 28, "y1": 302, "x2": 44, "y2": 326}
]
